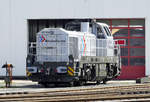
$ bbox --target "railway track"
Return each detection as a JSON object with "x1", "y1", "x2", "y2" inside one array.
[{"x1": 1, "y1": 84, "x2": 150, "y2": 102}]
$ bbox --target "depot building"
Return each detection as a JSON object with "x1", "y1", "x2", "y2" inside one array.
[{"x1": 0, "y1": 0, "x2": 149, "y2": 79}]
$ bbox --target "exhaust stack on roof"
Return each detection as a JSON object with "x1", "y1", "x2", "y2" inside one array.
[{"x1": 80, "y1": 22, "x2": 89, "y2": 33}]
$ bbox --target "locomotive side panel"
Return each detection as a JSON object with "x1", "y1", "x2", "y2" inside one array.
[{"x1": 36, "y1": 28, "x2": 69, "y2": 62}]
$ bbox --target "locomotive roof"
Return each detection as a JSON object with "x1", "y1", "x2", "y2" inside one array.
[
  {"x1": 96, "y1": 22, "x2": 109, "y2": 27},
  {"x1": 37, "y1": 28, "x2": 96, "y2": 37}
]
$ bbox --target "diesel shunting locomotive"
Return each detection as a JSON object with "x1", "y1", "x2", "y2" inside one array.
[{"x1": 26, "y1": 21, "x2": 121, "y2": 87}]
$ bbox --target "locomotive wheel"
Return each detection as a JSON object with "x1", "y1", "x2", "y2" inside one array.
[
  {"x1": 73, "y1": 81, "x2": 79, "y2": 86},
  {"x1": 39, "y1": 82, "x2": 49, "y2": 87},
  {"x1": 79, "y1": 81, "x2": 86, "y2": 86},
  {"x1": 68, "y1": 82, "x2": 74, "y2": 87},
  {"x1": 70, "y1": 81, "x2": 86, "y2": 86},
  {"x1": 102, "y1": 80, "x2": 107, "y2": 84},
  {"x1": 96, "y1": 81, "x2": 101, "y2": 85},
  {"x1": 54, "y1": 83, "x2": 59, "y2": 87}
]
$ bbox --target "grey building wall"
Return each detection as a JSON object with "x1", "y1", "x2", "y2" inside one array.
[{"x1": 0, "y1": 0, "x2": 149, "y2": 76}]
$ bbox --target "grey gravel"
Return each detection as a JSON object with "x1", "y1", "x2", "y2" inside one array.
[{"x1": 0, "y1": 80, "x2": 136, "y2": 94}]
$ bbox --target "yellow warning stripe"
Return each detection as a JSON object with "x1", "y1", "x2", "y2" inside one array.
[
  {"x1": 68, "y1": 66, "x2": 74, "y2": 73},
  {"x1": 68, "y1": 70, "x2": 73, "y2": 76},
  {"x1": 26, "y1": 69, "x2": 32, "y2": 76},
  {"x1": 68, "y1": 66, "x2": 74, "y2": 76},
  {"x1": 27, "y1": 71, "x2": 32, "y2": 76}
]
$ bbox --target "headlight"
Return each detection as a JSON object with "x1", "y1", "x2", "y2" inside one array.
[{"x1": 56, "y1": 66, "x2": 67, "y2": 73}]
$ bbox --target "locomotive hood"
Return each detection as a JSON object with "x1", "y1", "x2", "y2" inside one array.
[{"x1": 36, "y1": 28, "x2": 96, "y2": 62}]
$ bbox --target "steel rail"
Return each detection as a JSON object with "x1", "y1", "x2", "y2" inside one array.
[{"x1": 0, "y1": 84, "x2": 150, "y2": 102}]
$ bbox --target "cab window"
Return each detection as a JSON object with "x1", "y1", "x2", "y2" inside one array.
[
  {"x1": 97, "y1": 27, "x2": 105, "y2": 39},
  {"x1": 104, "y1": 27, "x2": 111, "y2": 36}
]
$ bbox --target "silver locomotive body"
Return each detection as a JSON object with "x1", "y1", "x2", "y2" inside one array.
[{"x1": 26, "y1": 22, "x2": 121, "y2": 86}]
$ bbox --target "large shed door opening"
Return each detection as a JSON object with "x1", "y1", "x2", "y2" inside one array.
[
  {"x1": 28, "y1": 19, "x2": 145, "y2": 79},
  {"x1": 28, "y1": 19, "x2": 90, "y2": 42},
  {"x1": 98, "y1": 19, "x2": 145, "y2": 79}
]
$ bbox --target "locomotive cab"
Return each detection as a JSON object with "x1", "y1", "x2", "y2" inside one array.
[{"x1": 92, "y1": 22, "x2": 113, "y2": 39}]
